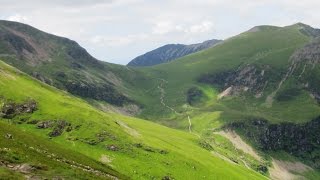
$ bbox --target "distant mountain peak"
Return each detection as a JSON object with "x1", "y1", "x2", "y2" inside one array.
[
  {"x1": 247, "y1": 25, "x2": 280, "y2": 33},
  {"x1": 289, "y1": 22, "x2": 320, "y2": 38},
  {"x1": 127, "y1": 39, "x2": 222, "y2": 67},
  {"x1": 292, "y1": 22, "x2": 310, "y2": 27}
]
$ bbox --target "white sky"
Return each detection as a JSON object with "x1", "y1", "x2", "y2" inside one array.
[{"x1": 1, "y1": 0, "x2": 320, "y2": 64}]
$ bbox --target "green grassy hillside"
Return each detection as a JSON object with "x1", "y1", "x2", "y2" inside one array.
[
  {"x1": 0, "y1": 20, "x2": 156, "y2": 110},
  {"x1": 2, "y1": 20, "x2": 320, "y2": 179},
  {"x1": 0, "y1": 121, "x2": 124, "y2": 179},
  {"x1": 1, "y1": 20, "x2": 319, "y2": 126},
  {"x1": 0, "y1": 60, "x2": 267, "y2": 179},
  {"x1": 133, "y1": 23, "x2": 320, "y2": 125},
  {"x1": 126, "y1": 24, "x2": 320, "y2": 176}
]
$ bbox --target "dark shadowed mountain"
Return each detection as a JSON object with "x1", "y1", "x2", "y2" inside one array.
[
  {"x1": 127, "y1": 39, "x2": 222, "y2": 66},
  {"x1": 0, "y1": 20, "x2": 146, "y2": 107}
]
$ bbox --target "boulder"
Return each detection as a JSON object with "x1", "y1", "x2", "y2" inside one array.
[
  {"x1": 4, "y1": 133, "x2": 13, "y2": 139},
  {"x1": 106, "y1": 145, "x2": 119, "y2": 151},
  {"x1": 48, "y1": 120, "x2": 71, "y2": 137},
  {"x1": 36, "y1": 121, "x2": 54, "y2": 129}
]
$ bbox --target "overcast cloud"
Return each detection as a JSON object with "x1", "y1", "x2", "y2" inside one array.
[{"x1": 1, "y1": 0, "x2": 320, "y2": 64}]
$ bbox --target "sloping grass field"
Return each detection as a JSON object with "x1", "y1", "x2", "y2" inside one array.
[{"x1": 0, "y1": 60, "x2": 266, "y2": 179}]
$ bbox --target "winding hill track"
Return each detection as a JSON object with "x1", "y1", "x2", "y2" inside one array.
[
  {"x1": 187, "y1": 115, "x2": 200, "y2": 138},
  {"x1": 188, "y1": 116, "x2": 192, "y2": 133},
  {"x1": 157, "y1": 78, "x2": 179, "y2": 115},
  {"x1": 157, "y1": 79, "x2": 200, "y2": 138}
]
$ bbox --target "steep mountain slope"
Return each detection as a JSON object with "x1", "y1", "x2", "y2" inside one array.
[
  {"x1": 0, "y1": 60, "x2": 267, "y2": 179},
  {"x1": 0, "y1": 121, "x2": 124, "y2": 179},
  {"x1": 130, "y1": 23, "x2": 320, "y2": 173},
  {"x1": 2, "y1": 20, "x2": 320, "y2": 179},
  {"x1": 127, "y1": 39, "x2": 221, "y2": 66},
  {"x1": 137, "y1": 24, "x2": 319, "y2": 119},
  {"x1": 0, "y1": 20, "x2": 151, "y2": 108}
]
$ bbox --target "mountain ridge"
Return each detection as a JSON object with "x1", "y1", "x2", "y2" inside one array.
[
  {"x1": 127, "y1": 39, "x2": 222, "y2": 66},
  {"x1": 1, "y1": 20, "x2": 320, "y2": 179},
  {"x1": 0, "y1": 20, "x2": 140, "y2": 108}
]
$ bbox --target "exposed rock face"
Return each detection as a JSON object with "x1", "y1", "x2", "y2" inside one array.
[
  {"x1": 217, "y1": 86, "x2": 233, "y2": 99},
  {"x1": 198, "y1": 65, "x2": 269, "y2": 97},
  {"x1": 128, "y1": 39, "x2": 222, "y2": 66},
  {"x1": 1, "y1": 100, "x2": 37, "y2": 118},
  {"x1": 291, "y1": 38, "x2": 320, "y2": 65},
  {"x1": 290, "y1": 38, "x2": 320, "y2": 102},
  {"x1": 229, "y1": 117, "x2": 320, "y2": 168}
]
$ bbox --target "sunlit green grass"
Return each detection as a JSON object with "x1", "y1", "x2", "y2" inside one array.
[
  {"x1": 130, "y1": 24, "x2": 320, "y2": 126},
  {"x1": 0, "y1": 60, "x2": 267, "y2": 179}
]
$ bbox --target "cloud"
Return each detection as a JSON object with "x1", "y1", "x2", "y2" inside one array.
[
  {"x1": 152, "y1": 21, "x2": 213, "y2": 35},
  {"x1": 1, "y1": 0, "x2": 320, "y2": 64},
  {"x1": 6, "y1": 14, "x2": 29, "y2": 23},
  {"x1": 152, "y1": 21, "x2": 182, "y2": 35},
  {"x1": 188, "y1": 21, "x2": 213, "y2": 33},
  {"x1": 90, "y1": 33, "x2": 149, "y2": 47}
]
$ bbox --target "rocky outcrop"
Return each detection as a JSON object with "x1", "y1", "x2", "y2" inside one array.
[
  {"x1": 106, "y1": 144, "x2": 119, "y2": 151},
  {"x1": 1, "y1": 100, "x2": 37, "y2": 118},
  {"x1": 36, "y1": 120, "x2": 72, "y2": 137},
  {"x1": 229, "y1": 117, "x2": 320, "y2": 168},
  {"x1": 36, "y1": 120, "x2": 55, "y2": 129},
  {"x1": 289, "y1": 37, "x2": 320, "y2": 102},
  {"x1": 291, "y1": 38, "x2": 320, "y2": 65},
  {"x1": 49, "y1": 120, "x2": 71, "y2": 137},
  {"x1": 80, "y1": 131, "x2": 117, "y2": 145},
  {"x1": 198, "y1": 65, "x2": 270, "y2": 98},
  {"x1": 128, "y1": 39, "x2": 221, "y2": 66}
]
